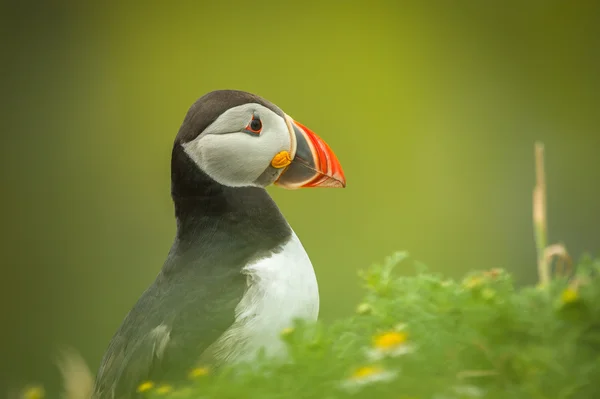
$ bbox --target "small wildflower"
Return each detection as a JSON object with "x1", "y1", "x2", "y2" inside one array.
[
  {"x1": 136, "y1": 381, "x2": 154, "y2": 393},
  {"x1": 188, "y1": 366, "x2": 210, "y2": 379},
  {"x1": 561, "y1": 287, "x2": 579, "y2": 304},
  {"x1": 356, "y1": 303, "x2": 372, "y2": 315},
  {"x1": 156, "y1": 385, "x2": 173, "y2": 395},
  {"x1": 367, "y1": 327, "x2": 414, "y2": 360},
  {"x1": 374, "y1": 330, "x2": 408, "y2": 348},
  {"x1": 340, "y1": 365, "x2": 397, "y2": 393},
  {"x1": 21, "y1": 386, "x2": 44, "y2": 399},
  {"x1": 280, "y1": 327, "x2": 295, "y2": 337}
]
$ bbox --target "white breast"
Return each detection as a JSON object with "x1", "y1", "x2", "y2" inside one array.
[{"x1": 208, "y1": 229, "x2": 319, "y2": 364}]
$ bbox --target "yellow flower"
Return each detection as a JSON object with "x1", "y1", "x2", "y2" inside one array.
[
  {"x1": 367, "y1": 327, "x2": 415, "y2": 360},
  {"x1": 352, "y1": 365, "x2": 384, "y2": 379},
  {"x1": 136, "y1": 381, "x2": 154, "y2": 393},
  {"x1": 188, "y1": 366, "x2": 210, "y2": 379},
  {"x1": 561, "y1": 287, "x2": 579, "y2": 304},
  {"x1": 340, "y1": 365, "x2": 397, "y2": 393},
  {"x1": 156, "y1": 385, "x2": 173, "y2": 395},
  {"x1": 21, "y1": 386, "x2": 44, "y2": 399},
  {"x1": 373, "y1": 331, "x2": 408, "y2": 349},
  {"x1": 280, "y1": 327, "x2": 295, "y2": 337}
]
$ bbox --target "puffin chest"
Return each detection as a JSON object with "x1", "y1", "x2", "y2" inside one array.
[{"x1": 212, "y1": 230, "x2": 319, "y2": 363}]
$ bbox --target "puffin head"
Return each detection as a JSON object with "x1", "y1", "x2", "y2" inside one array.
[{"x1": 173, "y1": 90, "x2": 346, "y2": 191}]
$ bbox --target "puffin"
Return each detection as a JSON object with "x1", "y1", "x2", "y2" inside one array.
[{"x1": 92, "y1": 90, "x2": 346, "y2": 399}]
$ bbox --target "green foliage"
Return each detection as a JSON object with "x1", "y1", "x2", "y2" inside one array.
[{"x1": 130, "y1": 252, "x2": 600, "y2": 399}]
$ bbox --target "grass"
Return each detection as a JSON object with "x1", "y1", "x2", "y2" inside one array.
[{"x1": 17, "y1": 142, "x2": 600, "y2": 399}]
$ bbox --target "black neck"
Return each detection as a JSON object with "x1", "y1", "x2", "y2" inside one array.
[{"x1": 163, "y1": 145, "x2": 292, "y2": 274}]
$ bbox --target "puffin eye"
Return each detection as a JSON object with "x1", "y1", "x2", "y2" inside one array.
[{"x1": 246, "y1": 116, "x2": 262, "y2": 135}]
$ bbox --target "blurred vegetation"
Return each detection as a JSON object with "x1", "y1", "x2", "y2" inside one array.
[
  {"x1": 25, "y1": 251, "x2": 600, "y2": 399},
  {"x1": 2, "y1": 0, "x2": 600, "y2": 394}
]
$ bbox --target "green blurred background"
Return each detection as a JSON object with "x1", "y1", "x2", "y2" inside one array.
[{"x1": 2, "y1": 0, "x2": 599, "y2": 394}]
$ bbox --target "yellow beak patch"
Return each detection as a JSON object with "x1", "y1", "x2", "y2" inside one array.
[{"x1": 271, "y1": 150, "x2": 292, "y2": 169}]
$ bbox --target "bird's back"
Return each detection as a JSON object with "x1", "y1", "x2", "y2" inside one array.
[
  {"x1": 92, "y1": 185, "x2": 294, "y2": 399},
  {"x1": 92, "y1": 260, "x2": 247, "y2": 399}
]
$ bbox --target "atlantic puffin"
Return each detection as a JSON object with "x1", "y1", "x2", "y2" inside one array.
[{"x1": 92, "y1": 90, "x2": 346, "y2": 399}]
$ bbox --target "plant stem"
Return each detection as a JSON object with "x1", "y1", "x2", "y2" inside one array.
[{"x1": 533, "y1": 142, "x2": 550, "y2": 286}]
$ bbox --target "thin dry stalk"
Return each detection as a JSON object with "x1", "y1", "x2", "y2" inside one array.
[
  {"x1": 533, "y1": 142, "x2": 550, "y2": 286},
  {"x1": 533, "y1": 143, "x2": 573, "y2": 286},
  {"x1": 544, "y1": 243, "x2": 573, "y2": 279}
]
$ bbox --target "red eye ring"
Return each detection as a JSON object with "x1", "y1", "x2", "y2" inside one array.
[{"x1": 246, "y1": 116, "x2": 262, "y2": 134}]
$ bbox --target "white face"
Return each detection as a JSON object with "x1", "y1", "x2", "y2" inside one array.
[{"x1": 182, "y1": 103, "x2": 295, "y2": 188}]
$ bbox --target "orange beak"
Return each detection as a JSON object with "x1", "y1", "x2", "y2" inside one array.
[{"x1": 274, "y1": 117, "x2": 346, "y2": 189}]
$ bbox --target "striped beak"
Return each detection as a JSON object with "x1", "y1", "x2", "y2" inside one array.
[{"x1": 275, "y1": 116, "x2": 346, "y2": 189}]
